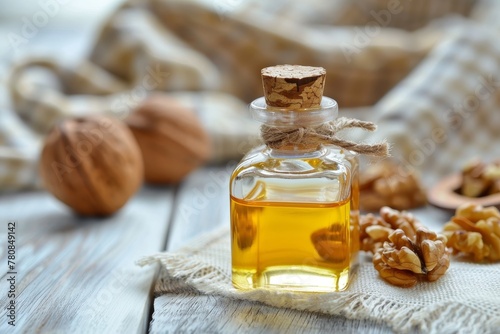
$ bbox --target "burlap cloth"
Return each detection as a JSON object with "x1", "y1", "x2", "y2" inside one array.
[
  {"x1": 4, "y1": 0, "x2": 500, "y2": 189},
  {"x1": 139, "y1": 227, "x2": 500, "y2": 334}
]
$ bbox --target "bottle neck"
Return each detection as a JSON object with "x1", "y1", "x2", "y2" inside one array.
[
  {"x1": 261, "y1": 118, "x2": 333, "y2": 156},
  {"x1": 266, "y1": 143, "x2": 327, "y2": 159},
  {"x1": 250, "y1": 96, "x2": 338, "y2": 157},
  {"x1": 250, "y1": 97, "x2": 338, "y2": 126},
  {"x1": 270, "y1": 143, "x2": 320, "y2": 152}
]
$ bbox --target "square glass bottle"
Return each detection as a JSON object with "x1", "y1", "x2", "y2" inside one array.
[{"x1": 230, "y1": 65, "x2": 359, "y2": 292}]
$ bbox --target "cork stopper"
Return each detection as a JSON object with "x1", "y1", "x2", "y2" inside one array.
[{"x1": 261, "y1": 65, "x2": 326, "y2": 109}]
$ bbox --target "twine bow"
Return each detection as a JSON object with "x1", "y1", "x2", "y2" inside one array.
[{"x1": 261, "y1": 117, "x2": 390, "y2": 156}]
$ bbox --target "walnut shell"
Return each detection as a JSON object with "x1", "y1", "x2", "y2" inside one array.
[
  {"x1": 125, "y1": 94, "x2": 211, "y2": 184},
  {"x1": 39, "y1": 116, "x2": 143, "y2": 216}
]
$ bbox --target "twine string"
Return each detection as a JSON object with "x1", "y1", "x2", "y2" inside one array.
[{"x1": 261, "y1": 117, "x2": 390, "y2": 156}]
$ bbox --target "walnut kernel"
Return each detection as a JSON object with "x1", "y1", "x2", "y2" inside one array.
[
  {"x1": 443, "y1": 203, "x2": 500, "y2": 262},
  {"x1": 374, "y1": 228, "x2": 450, "y2": 287},
  {"x1": 360, "y1": 161, "x2": 427, "y2": 211}
]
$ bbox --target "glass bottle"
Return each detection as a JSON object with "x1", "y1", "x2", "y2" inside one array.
[{"x1": 230, "y1": 65, "x2": 359, "y2": 292}]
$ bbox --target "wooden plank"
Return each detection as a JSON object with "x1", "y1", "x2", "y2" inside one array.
[
  {"x1": 151, "y1": 166, "x2": 413, "y2": 333},
  {"x1": 0, "y1": 186, "x2": 174, "y2": 333},
  {"x1": 151, "y1": 294, "x2": 393, "y2": 334}
]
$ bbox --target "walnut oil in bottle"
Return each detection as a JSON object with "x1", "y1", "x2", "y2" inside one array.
[{"x1": 230, "y1": 65, "x2": 359, "y2": 292}]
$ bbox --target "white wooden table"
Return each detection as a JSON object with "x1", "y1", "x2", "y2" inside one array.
[{"x1": 0, "y1": 165, "x2": 453, "y2": 333}]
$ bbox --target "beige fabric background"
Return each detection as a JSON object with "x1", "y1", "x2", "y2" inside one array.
[{"x1": 2, "y1": 0, "x2": 500, "y2": 189}]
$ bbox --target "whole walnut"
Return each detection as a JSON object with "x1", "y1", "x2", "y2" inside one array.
[
  {"x1": 40, "y1": 116, "x2": 143, "y2": 216},
  {"x1": 125, "y1": 94, "x2": 211, "y2": 184}
]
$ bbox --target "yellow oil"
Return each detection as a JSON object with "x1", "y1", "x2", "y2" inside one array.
[
  {"x1": 231, "y1": 196, "x2": 351, "y2": 292},
  {"x1": 350, "y1": 166, "x2": 360, "y2": 265}
]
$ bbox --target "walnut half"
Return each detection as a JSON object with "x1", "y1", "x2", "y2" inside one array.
[
  {"x1": 443, "y1": 203, "x2": 500, "y2": 262},
  {"x1": 373, "y1": 228, "x2": 450, "y2": 288},
  {"x1": 360, "y1": 161, "x2": 427, "y2": 211},
  {"x1": 360, "y1": 206, "x2": 423, "y2": 253},
  {"x1": 460, "y1": 159, "x2": 500, "y2": 197}
]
